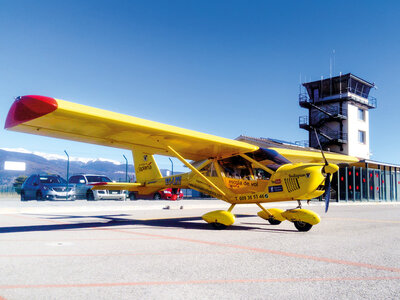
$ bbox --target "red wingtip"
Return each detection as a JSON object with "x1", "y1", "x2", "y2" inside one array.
[{"x1": 4, "y1": 95, "x2": 58, "y2": 129}]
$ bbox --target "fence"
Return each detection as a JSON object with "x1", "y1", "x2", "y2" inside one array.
[{"x1": 0, "y1": 186, "x2": 18, "y2": 197}]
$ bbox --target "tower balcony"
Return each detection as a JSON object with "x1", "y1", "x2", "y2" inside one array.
[
  {"x1": 299, "y1": 91, "x2": 377, "y2": 109},
  {"x1": 299, "y1": 93, "x2": 312, "y2": 108}
]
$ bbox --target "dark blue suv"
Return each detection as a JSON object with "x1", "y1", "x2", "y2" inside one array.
[{"x1": 20, "y1": 174, "x2": 76, "y2": 201}]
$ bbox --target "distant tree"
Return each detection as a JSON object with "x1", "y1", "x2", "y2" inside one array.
[{"x1": 13, "y1": 176, "x2": 27, "y2": 195}]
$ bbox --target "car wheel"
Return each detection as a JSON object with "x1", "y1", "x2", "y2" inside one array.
[
  {"x1": 153, "y1": 193, "x2": 161, "y2": 200},
  {"x1": 86, "y1": 190, "x2": 95, "y2": 201},
  {"x1": 20, "y1": 191, "x2": 27, "y2": 201},
  {"x1": 129, "y1": 192, "x2": 136, "y2": 200},
  {"x1": 36, "y1": 191, "x2": 43, "y2": 201}
]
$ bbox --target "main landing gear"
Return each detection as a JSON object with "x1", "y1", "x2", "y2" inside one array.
[{"x1": 202, "y1": 202, "x2": 320, "y2": 232}]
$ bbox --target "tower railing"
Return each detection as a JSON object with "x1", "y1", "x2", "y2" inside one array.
[{"x1": 299, "y1": 90, "x2": 377, "y2": 108}]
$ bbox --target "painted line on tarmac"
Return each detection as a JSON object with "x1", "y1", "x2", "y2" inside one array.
[
  {"x1": 0, "y1": 237, "x2": 156, "y2": 242},
  {"x1": 0, "y1": 250, "x2": 246, "y2": 258},
  {"x1": 104, "y1": 228, "x2": 400, "y2": 274},
  {"x1": 0, "y1": 276, "x2": 400, "y2": 290},
  {"x1": 325, "y1": 217, "x2": 400, "y2": 224}
]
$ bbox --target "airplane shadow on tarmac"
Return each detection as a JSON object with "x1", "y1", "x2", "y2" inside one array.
[{"x1": 0, "y1": 213, "x2": 298, "y2": 234}]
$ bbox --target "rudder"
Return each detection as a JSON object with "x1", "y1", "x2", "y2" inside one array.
[{"x1": 132, "y1": 150, "x2": 162, "y2": 183}]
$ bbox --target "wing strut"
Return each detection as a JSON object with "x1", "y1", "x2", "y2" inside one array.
[
  {"x1": 166, "y1": 145, "x2": 226, "y2": 196},
  {"x1": 239, "y1": 154, "x2": 276, "y2": 175}
]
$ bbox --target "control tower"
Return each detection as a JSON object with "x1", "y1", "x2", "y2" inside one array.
[{"x1": 299, "y1": 73, "x2": 376, "y2": 159}]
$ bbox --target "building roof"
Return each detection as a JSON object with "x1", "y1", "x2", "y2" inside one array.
[
  {"x1": 238, "y1": 135, "x2": 400, "y2": 169},
  {"x1": 302, "y1": 73, "x2": 374, "y2": 89}
]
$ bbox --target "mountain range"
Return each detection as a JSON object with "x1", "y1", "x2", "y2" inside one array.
[{"x1": 0, "y1": 148, "x2": 139, "y2": 186}]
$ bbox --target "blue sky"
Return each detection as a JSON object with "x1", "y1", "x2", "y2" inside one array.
[{"x1": 1, "y1": 0, "x2": 400, "y2": 171}]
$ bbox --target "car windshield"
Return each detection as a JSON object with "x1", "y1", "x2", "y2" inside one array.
[
  {"x1": 39, "y1": 176, "x2": 66, "y2": 184},
  {"x1": 86, "y1": 176, "x2": 112, "y2": 183}
]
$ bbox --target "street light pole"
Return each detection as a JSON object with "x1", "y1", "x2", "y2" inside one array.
[
  {"x1": 168, "y1": 158, "x2": 174, "y2": 176},
  {"x1": 64, "y1": 150, "x2": 69, "y2": 200},
  {"x1": 123, "y1": 154, "x2": 128, "y2": 182}
]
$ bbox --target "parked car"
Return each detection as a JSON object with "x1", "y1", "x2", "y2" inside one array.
[
  {"x1": 20, "y1": 174, "x2": 76, "y2": 201},
  {"x1": 129, "y1": 188, "x2": 183, "y2": 200},
  {"x1": 68, "y1": 174, "x2": 126, "y2": 201}
]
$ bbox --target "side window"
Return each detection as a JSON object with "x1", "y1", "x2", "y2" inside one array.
[
  {"x1": 79, "y1": 176, "x2": 86, "y2": 184},
  {"x1": 25, "y1": 176, "x2": 34, "y2": 185},
  {"x1": 253, "y1": 168, "x2": 271, "y2": 180},
  {"x1": 200, "y1": 163, "x2": 218, "y2": 177},
  {"x1": 69, "y1": 176, "x2": 78, "y2": 183},
  {"x1": 358, "y1": 108, "x2": 365, "y2": 121},
  {"x1": 33, "y1": 175, "x2": 40, "y2": 185},
  {"x1": 358, "y1": 130, "x2": 366, "y2": 144}
]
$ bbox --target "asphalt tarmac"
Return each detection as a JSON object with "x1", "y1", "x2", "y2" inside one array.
[{"x1": 0, "y1": 198, "x2": 399, "y2": 299}]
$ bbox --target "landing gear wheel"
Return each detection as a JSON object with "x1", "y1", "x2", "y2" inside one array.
[
  {"x1": 153, "y1": 193, "x2": 161, "y2": 200},
  {"x1": 21, "y1": 191, "x2": 27, "y2": 201},
  {"x1": 36, "y1": 191, "x2": 43, "y2": 201},
  {"x1": 86, "y1": 190, "x2": 95, "y2": 201},
  {"x1": 294, "y1": 221, "x2": 313, "y2": 232},
  {"x1": 268, "y1": 218, "x2": 282, "y2": 225},
  {"x1": 211, "y1": 222, "x2": 227, "y2": 230},
  {"x1": 129, "y1": 192, "x2": 136, "y2": 200}
]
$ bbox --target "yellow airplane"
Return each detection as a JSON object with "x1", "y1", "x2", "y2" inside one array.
[{"x1": 5, "y1": 95, "x2": 358, "y2": 231}]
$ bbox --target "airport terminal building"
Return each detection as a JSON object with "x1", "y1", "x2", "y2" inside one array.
[{"x1": 238, "y1": 73, "x2": 400, "y2": 203}]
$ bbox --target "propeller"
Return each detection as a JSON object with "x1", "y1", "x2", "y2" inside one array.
[{"x1": 313, "y1": 129, "x2": 331, "y2": 213}]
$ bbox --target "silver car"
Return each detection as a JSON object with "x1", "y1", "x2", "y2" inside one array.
[
  {"x1": 21, "y1": 174, "x2": 76, "y2": 201},
  {"x1": 68, "y1": 174, "x2": 126, "y2": 201}
]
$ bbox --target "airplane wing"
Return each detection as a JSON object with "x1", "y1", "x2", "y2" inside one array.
[
  {"x1": 272, "y1": 147, "x2": 359, "y2": 164},
  {"x1": 5, "y1": 95, "x2": 258, "y2": 161}
]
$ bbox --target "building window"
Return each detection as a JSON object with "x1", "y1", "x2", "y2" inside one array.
[
  {"x1": 358, "y1": 130, "x2": 366, "y2": 144},
  {"x1": 358, "y1": 108, "x2": 365, "y2": 121}
]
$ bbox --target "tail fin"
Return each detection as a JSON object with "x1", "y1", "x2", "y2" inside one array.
[{"x1": 132, "y1": 150, "x2": 162, "y2": 183}]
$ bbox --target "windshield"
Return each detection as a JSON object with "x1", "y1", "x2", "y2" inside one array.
[
  {"x1": 39, "y1": 176, "x2": 66, "y2": 184},
  {"x1": 245, "y1": 148, "x2": 291, "y2": 171},
  {"x1": 86, "y1": 176, "x2": 112, "y2": 183}
]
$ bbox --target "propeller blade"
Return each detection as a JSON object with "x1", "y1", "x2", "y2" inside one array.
[
  {"x1": 313, "y1": 128, "x2": 328, "y2": 165},
  {"x1": 324, "y1": 173, "x2": 331, "y2": 213}
]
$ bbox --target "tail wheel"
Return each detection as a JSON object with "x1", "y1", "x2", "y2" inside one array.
[
  {"x1": 294, "y1": 221, "x2": 313, "y2": 232},
  {"x1": 268, "y1": 218, "x2": 282, "y2": 225},
  {"x1": 153, "y1": 193, "x2": 161, "y2": 200},
  {"x1": 86, "y1": 190, "x2": 95, "y2": 201},
  {"x1": 36, "y1": 191, "x2": 43, "y2": 201}
]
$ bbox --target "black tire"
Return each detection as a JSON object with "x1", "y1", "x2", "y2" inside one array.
[
  {"x1": 129, "y1": 192, "x2": 136, "y2": 200},
  {"x1": 268, "y1": 218, "x2": 282, "y2": 225},
  {"x1": 36, "y1": 191, "x2": 43, "y2": 201},
  {"x1": 86, "y1": 190, "x2": 95, "y2": 201},
  {"x1": 153, "y1": 193, "x2": 161, "y2": 200},
  {"x1": 20, "y1": 191, "x2": 27, "y2": 201},
  {"x1": 211, "y1": 222, "x2": 227, "y2": 230},
  {"x1": 294, "y1": 221, "x2": 313, "y2": 232}
]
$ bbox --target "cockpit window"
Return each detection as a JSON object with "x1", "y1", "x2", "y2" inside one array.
[
  {"x1": 245, "y1": 148, "x2": 291, "y2": 171},
  {"x1": 218, "y1": 156, "x2": 253, "y2": 179}
]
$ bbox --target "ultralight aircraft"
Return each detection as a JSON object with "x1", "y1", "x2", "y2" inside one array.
[{"x1": 5, "y1": 95, "x2": 358, "y2": 231}]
